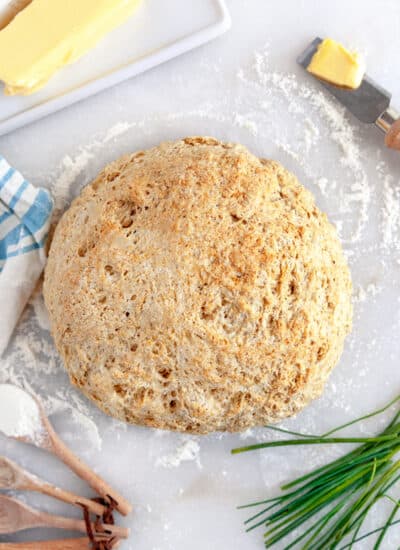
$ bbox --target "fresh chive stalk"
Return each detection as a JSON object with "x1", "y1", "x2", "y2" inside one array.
[{"x1": 233, "y1": 394, "x2": 400, "y2": 548}]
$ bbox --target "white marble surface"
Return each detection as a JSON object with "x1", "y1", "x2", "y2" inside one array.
[{"x1": 1, "y1": 1, "x2": 400, "y2": 549}]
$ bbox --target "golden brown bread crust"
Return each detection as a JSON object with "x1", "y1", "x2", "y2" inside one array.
[{"x1": 43, "y1": 137, "x2": 352, "y2": 434}]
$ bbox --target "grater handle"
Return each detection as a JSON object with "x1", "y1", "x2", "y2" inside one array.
[
  {"x1": 0, "y1": 0, "x2": 32, "y2": 30},
  {"x1": 376, "y1": 107, "x2": 400, "y2": 151},
  {"x1": 385, "y1": 119, "x2": 400, "y2": 151}
]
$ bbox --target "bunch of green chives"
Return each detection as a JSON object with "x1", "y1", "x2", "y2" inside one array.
[{"x1": 232, "y1": 395, "x2": 400, "y2": 549}]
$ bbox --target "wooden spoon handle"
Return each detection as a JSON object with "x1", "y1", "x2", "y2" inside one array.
[
  {"x1": 41, "y1": 413, "x2": 132, "y2": 516},
  {"x1": 0, "y1": 539, "x2": 91, "y2": 549},
  {"x1": 42, "y1": 512, "x2": 129, "y2": 539},
  {"x1": 36, "y1": 481, "x2": 106, "y2": 516},
  {"x1": 385, "y1": 119, "x2": 400, "y2": 150}
]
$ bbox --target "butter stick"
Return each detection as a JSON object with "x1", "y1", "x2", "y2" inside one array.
[{"x1": 0, "y1": 0, "x2": 141, "y2": 95}]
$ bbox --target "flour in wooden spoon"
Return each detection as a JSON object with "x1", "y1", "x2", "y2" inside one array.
[{"x1": 0, "y1": 384, "x2": 43, "y2": 443}]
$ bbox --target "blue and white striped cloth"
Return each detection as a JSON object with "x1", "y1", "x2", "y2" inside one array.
[{"x1": 0, "y1": 156, "x2": 53, "y2": 355}]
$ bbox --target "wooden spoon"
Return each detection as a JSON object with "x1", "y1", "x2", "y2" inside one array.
[
  {"x1": 0, "y1": 495, "x2": 129, "y2": 538},
  {"x1": 36, "y1": 401, "x2": 131, "y2": 516},
  {"x1": 0, "y1": 539, "x2": 95, "y2": 549},
  {"x1": 0, "y1": 385, "x2": 131, "y2": 515},
  {"x1": 0, "y1": 456, "x2": 105, "y2": 516}
]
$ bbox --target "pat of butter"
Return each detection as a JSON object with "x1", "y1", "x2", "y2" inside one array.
[
  {"x1": 0, "y1": 0, "x2": 141, "y2": 95},
  {"x1": 307, "y1": 38, "x2": 365, "y2": 90}
]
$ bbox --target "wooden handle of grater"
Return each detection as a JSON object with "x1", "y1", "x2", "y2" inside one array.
[
  {"x1": 385, "y1": 119, "x2": 400, "y2": 151},
  {"x1": 0, "y1": 0, "x2": 33, "y2": 30}
]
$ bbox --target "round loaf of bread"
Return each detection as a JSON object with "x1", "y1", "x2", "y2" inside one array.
[{"x1": 44, "y1": 137, "x2": 352, "y2": 434}]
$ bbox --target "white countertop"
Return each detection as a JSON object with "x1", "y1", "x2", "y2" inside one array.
[{"x1": 1, "y1": 1, "x2": 400, "y2": 549}]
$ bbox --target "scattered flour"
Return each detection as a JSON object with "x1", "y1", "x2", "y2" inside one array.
[
  {"x1": 156, "y1": 440, "x2": 201, "y2": 469},
  {"x1": 51, "y1": 150, "x2": 94, "y2": 212},
  {"x1": 103, "y1": 121, "x2": 132, "y2": 142},
  {"x1": 353, "y1": 283, "x2": 381, "y2": 303},
  {"x1": 30, "y1": 287, "x2": 50, "y2": 331},
  {"x1": 239, "y1": 428, "x2": 255, "y2": 440},
  {"x1": 377, "y1": 160, "x2": 400, "y2": 250},
  {"x1": 366, "y1": 283, "x2": 380, "y2": 297},
  {"x1": 303, "y1": 118, "x2": 320, "y2": 153},
  {"x1": 353, "y1": 285, "x2": 367, "y2": 303},
  {"x1": 315, "y1": 177, "x2": 330, "y2": 195},
  {"x1": 232, "y1": 113, "x2": 258, "y2": 135},
  {"x1": 276, "y1": 141, "x2": 302, "y2": 164}
]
